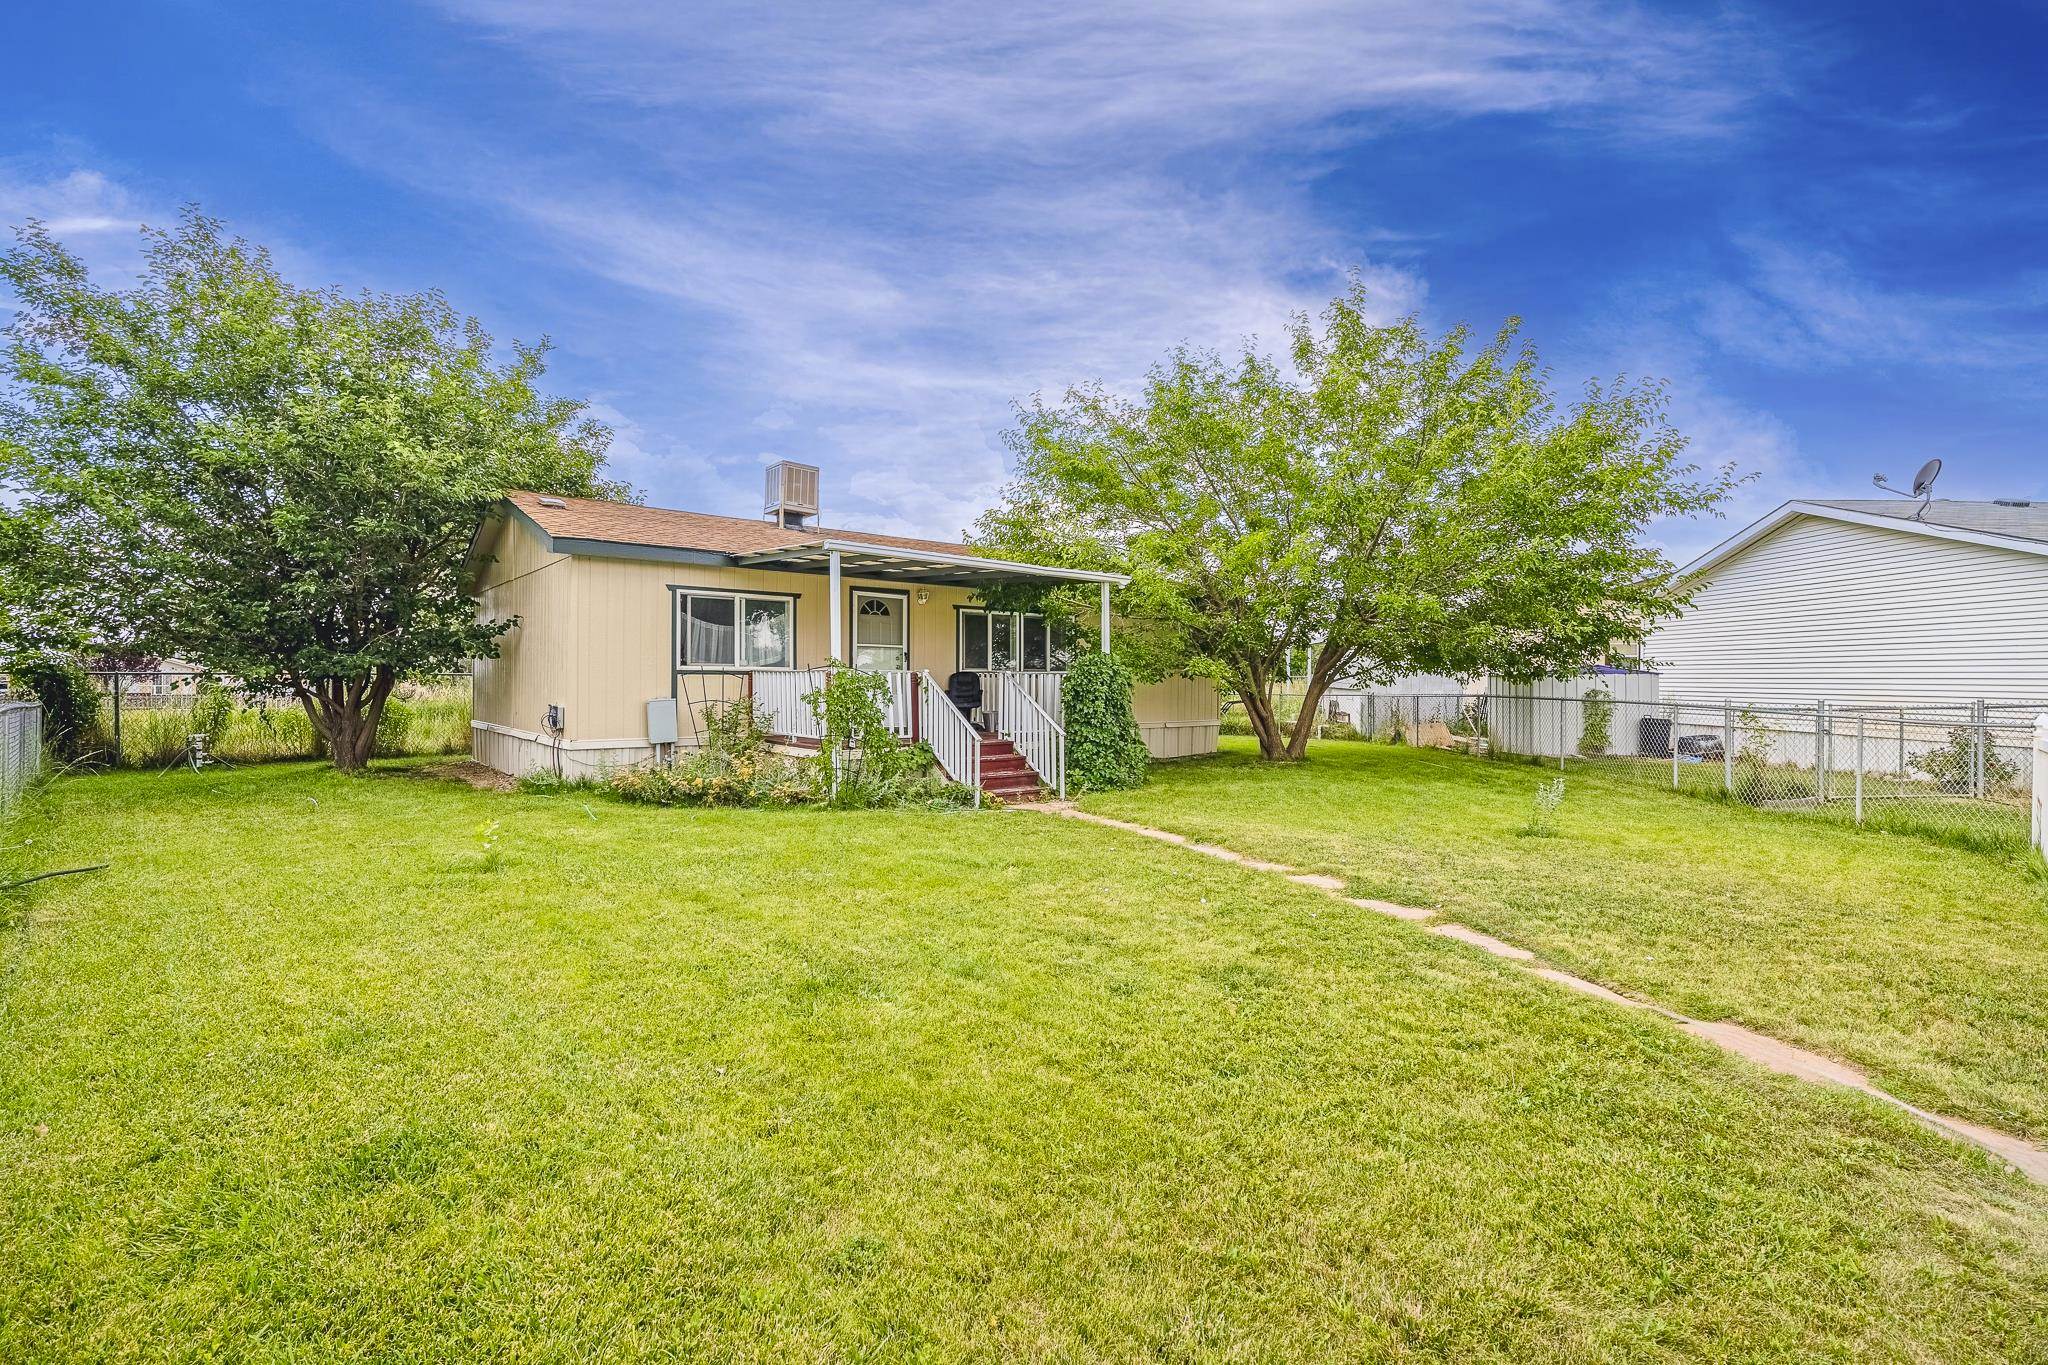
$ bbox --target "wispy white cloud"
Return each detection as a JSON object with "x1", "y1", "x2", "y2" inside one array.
[
  {"x1": 0, "y1": 166, "x2": 145, "y2": 237},
  {"x1": 277, "y1": 0, "x2": 1783, "y2": 535},
  {"x1": 1695, "y1": 236, "x2": 2041, "y2": 374},
  {"x1": 1567, "y1": 312, "x2": 1816, "y2": 565},
  {"x1": 436, "y1": 0, "x2": 1775, "y2": 149},
  {"x1": 287, "y1": 80, "x2": 1424, "y2": 535}
]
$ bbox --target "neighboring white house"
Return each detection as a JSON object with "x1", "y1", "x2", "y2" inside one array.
[{"x1": 1639, "y1": 498, "x2": 2048, "y2": 706}]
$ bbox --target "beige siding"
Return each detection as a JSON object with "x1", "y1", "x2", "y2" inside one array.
[
  {"x1": 506, "y1": 548, "x2": 990, "y2": 742},
  {"x1": 1133, "y1": 675, "x2": 1220, "y2": 759},
  {"x1": 1643, "y1": 514, "x2": 2048, "y2": 706},
  {"x1": 471, "y1": 513, "x2": 573, "y2": 736},
  {"x1": 475, "y1": 527, "x2": 1221, "y2": 762}
]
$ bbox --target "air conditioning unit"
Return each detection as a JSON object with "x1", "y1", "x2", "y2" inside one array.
[{"x1": 764, "y1": 461, "x2": 820, "y2": 528}]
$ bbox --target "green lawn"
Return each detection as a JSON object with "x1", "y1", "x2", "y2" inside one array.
[
  {"x1": 1082, "y1": 737, "x2": 2048, "y2": 1144},
  {"x1": 3, "y1": 762, "x2": 2045, "y2": 1360}
]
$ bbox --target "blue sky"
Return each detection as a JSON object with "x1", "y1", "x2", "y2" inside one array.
[{"x1": 4, "y1": 1, "x2": 2044, "y2": 560}]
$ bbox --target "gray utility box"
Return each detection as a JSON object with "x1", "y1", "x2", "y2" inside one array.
[{"x1": 646, "y1": 698, "x2": 679, "y2": 746}]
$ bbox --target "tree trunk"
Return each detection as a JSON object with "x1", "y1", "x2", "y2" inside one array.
[
  {"x1": 1282, "y1": 643, "x2": 1352, "y2": 761},
  {"x1": 295, "y1": 669, "x2": 397, "y2": 773},
  {"x1": 1235, "y1": 667, "x2": 1291, "y2": 762}
]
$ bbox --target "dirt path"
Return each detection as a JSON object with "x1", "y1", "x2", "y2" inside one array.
[{"x1": 1026, "y1": 802, "x2": 2048, "y2": 1185}]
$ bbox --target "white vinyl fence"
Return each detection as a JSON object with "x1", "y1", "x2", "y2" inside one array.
[
  {"x1": 2035, "y1": 717, "x2": 2048, "y2": 858},
  {"x1": 0, "y1": 700, "x2": 42, "y2": 806}
]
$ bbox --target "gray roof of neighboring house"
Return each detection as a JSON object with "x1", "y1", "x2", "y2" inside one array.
[
  {"x1": 1674, "y1": 496, "x2": 2048, "y2": 580},
  {"x1": 1807, "y1": 498, "x2": 2048, "y2": 546}
]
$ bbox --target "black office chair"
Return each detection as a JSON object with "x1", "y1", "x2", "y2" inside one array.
[{"x1": 945, "y1": 671, "x2": 984, "y2": 728}]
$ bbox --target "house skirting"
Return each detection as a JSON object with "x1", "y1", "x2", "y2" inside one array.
[
  {"x1": 475, "y1": 716, "x2": 1218, "y2": 777},
  {"x1": 471, "y1": 721, "x2": 656, "y2": 779},
  {"x1": 1141, "y1": 719, "x2": 1220, "y2": 760}
]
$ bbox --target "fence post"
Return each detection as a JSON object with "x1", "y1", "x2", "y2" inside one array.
[
  {"x1": 1972, "y1": 699, "x2": 1987, "y2": 798},
  {"x1": 111, "y1": 670, "x2": 124, "y2": 767},
  {"x1": 1722, "y1": 701, "x2": 1733, "y2": 794},
  {"x1": 1366, "y1": 693, "x2": 1376, "y2": 740},
  {"x1": 1557, "y1": 693, "x2": 1566, "y2": 771},
  {"x1": 1669, "y1": 701, "x2": 1680, "y2": 789},
  {"x1": 1854, "y1": 717, "x2": 1865, "y2": 825},
  {"x1": 1815, "y1": 700, "x2": 1830, "y2": 803}
]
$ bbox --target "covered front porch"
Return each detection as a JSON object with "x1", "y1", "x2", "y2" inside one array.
[{"x1": 714, "y1": 539, "x2": 1123, "y2": 800}]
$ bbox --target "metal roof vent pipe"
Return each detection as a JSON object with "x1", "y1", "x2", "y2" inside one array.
[{"x1": 764, "y1": 460, "x2": 820, "y2": 529}]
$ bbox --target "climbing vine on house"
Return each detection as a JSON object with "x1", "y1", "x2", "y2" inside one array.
[{"x1": 1062, "y1": 651, "x2": 1150, "y2": 791}]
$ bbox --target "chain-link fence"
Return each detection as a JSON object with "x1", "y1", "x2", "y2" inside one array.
[
  {"x1": 1387, "y1": 688, "x2": 2040, "y2": 854},
  {"x1": 0, "y1": 701, "x2": 42, "y2": 806},
  {"x1": 84, "y1": 672, "x2": 472, "y2": 768}
]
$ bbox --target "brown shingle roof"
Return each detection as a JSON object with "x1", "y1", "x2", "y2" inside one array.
[{"x1": 505, "y1": 491, "x2": 981, "y2": 559}]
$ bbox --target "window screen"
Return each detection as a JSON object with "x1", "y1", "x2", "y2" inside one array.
[
  {"x1": 961, "y1": 611, "x2": 989, "y2": 670},
  {"x1": 741, "y1": 597, "x2": 792, "y2": 668},
  {"x1": 683, "y1": 594, "x2": 737, "y2": 667},
  {"x1": 989, "y1": 613, "x2": 1016, "y2": 670},
  {"x1": 1021, "y1": 614, "x2": 1049, "y2": 670}
]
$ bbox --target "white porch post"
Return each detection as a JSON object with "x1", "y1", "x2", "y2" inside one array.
[
  {"x1": 1098, "y1": 580, "x2": 1111, "y2": 653},
  {"x1": 828, "y1": 549, "x2": 843, "y2": 664}
]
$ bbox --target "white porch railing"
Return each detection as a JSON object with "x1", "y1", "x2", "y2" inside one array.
[
  {"x1": 752, "y1": 668, "x2": 826, "y2": 741},
  {"x1": 919, "y1": 670, "x2": 981, "y2": 804},
  {"x1": 976, "y1": 670, "x2": 1064, "y2": 728},
  {"x1": 881, "y1": 670, "x2": 917, "y2": 738},
  {"x1": 986, "y1": 671, "x2": 1067, "y2": 799},
  {"x1": 751, "y1": 668, "x2": 918, "y2": 741}
]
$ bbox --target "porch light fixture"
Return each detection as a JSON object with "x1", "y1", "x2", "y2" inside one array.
[{"x1": 915, "y1": 589, "x2": 930, "y2": 604}]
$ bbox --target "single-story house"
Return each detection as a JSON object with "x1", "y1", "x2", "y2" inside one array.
[
  {"x1": 1639, "y1": 497, "x2": 2048, "y2": 707},
  {"x1": 463, "y1": 475, "x2": 1219, "y2": 793}
]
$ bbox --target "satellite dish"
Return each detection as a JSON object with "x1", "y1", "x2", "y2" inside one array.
[{"x1": 1871, "y1": 458, "x2": 1943, "y2": 520}]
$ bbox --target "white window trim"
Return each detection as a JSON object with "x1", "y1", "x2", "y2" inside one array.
[{"x1": 675, "y1": 588, "x2": 799, "y2": 671}]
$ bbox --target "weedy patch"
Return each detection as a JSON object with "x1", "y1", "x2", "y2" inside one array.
[
  {"x1": 449, "y1": 818, "x2": 505, "y2": 874},
  {"x1": 1520, "y1": 777, "x2": 1567, "y2": 837}
]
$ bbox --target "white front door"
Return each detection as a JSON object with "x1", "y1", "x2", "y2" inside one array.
[{"x1": 850, "y1": 590, "x2": 908, "y2": 671}]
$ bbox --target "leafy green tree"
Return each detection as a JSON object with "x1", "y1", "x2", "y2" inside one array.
[
  {"x1": 977, "y1": 282, "x2": 1737, "y2": 761},
  {"x1": 1, "y1": 210, "x2": 632, "y2": 770}
]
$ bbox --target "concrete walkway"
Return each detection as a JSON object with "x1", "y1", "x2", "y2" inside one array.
[{"x1": 1024, "y1": 802, "x2": 2048, "y2": 1185}]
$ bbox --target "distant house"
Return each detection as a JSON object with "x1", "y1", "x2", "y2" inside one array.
[
  {"x1": 1640, "y1": 498, "x2": 2048, "y2": 706},
  {"x1": 461, "y1": 468, "x2": 1220, "y2": 792}
]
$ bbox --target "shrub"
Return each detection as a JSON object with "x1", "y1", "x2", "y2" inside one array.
[
  {"x1": 248, "y1": 700, "x2": 323, "y2": 760},
  {"x1": 1062, "y1": 652, "x2": 1149, "y2": 792},
  {"x1": 702, "y1": 695, "x2": 770, "y2": 762},
  {"x1": 1319, "y1": 715, "x2": 1361, "y2": 741},
  {"x1": 190, "y1": 679, "x2": 234, "y2": 749},
  {"x1": 7, "y1": 654, "x2": 103, "y2": 764},
  {"x1": 804, "y1": 669, "x2": 939, "y2": 804},
  {"x1": 609, "y1": 750, "x2": 817, "y2": 807},
  {"x1": 390, "y1": 681, "x2": 471, "y2": 755},
  {"x1": 1909, "y1": 726, "x2": 2020, "y2": 795},
  {"x1": 1578, "y1": 687, "x2": 1613, "y2": 756},
  {"x1": 595, "y1": 675, "x2": 975, "y2": 811}
]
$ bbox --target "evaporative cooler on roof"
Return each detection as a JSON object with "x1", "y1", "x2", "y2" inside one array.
[{"x1": 764, "y1": 461, "x2": 820, "y2": 529}]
